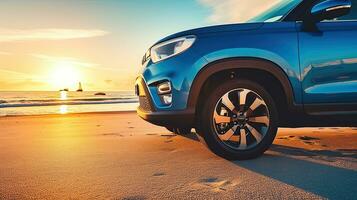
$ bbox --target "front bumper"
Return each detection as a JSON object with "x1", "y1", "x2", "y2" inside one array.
[
  {"x1": 135, "y1": 76, "x2": 195, "y2": 127},
  {"x1": 137, "y1": 107, "x2": 195, "y2": 127}
]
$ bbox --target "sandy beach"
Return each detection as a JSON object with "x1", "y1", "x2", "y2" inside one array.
[{"x1": 0, "y1": 111, "x2": 356, "y2": 199}]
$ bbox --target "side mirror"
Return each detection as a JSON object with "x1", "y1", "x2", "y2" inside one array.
[{"x1": 310, "y1": 0, "x2": 352, "y2": 22}]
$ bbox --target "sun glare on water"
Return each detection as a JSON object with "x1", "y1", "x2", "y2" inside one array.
[
  {"x1": 59, "y1": 105, "x2": 68, "y2": 114},
  {"x1": 60, "y1": 91, "x2": 68, "y2": 100},
  {"x1": 50, "y1": 60, "x2": 81, "y2": 90}
]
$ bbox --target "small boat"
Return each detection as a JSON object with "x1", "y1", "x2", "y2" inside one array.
[
  {"x1": 76, "y1": 82, "x2": 83, "y2": 92},
  {"x1": 60, "y1": 88, "x2": 69, "y2": 92},
  {"x1": 94, "y1": 92, "x2": 106, "y2": 96}
]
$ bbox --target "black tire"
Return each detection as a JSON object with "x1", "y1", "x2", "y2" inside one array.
[
  {"x1": 196, "y1": 79, "x2": 278, "y2": 160},
  {"x1": 166, "y1": 127, "x2": 192, "y2": 135}
]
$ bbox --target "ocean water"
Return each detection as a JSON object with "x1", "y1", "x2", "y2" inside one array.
[{"x1": 0, "y1": 91, "x2": 138, "y2": 116}]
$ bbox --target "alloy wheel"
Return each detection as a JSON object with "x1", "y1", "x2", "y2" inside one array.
[{"x1": 213, "y1": 88, "x2": 270, "y2": 150}]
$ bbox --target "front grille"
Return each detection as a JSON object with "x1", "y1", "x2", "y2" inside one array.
[
  {"x1": 139, "y1": 96, "x2": 153, "y2": 111},
  {"x1": 136, "y1": 77, "x2": 155, "y2": 112}
]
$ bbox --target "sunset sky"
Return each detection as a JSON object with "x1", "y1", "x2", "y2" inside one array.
[{"x1": 0, "y1": 0, "x2": 279, "y2": 91}]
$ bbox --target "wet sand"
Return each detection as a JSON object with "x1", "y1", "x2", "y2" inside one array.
[{"x1": 0, "y1": 112, "x2": 356, "y2": 199}]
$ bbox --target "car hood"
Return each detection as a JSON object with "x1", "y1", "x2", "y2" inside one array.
[{"x1": 154, "y1": 22, "x2": 264, "y2": 45}]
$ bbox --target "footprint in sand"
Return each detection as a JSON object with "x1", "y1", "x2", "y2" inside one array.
[
  {"x1": 277, "y1": 135, "x2": 295, "y2": 140},
  {"x1": 146, "y1": 133, "x2": 158, "y2": 136},
  {"x1": 298, "y1": 136, "x2": 321, "y2": 146},
  {"x1": 193, "y1": 177, "x2": 240, "y2": 192},
  {"x1": 299, "y1": 136, "x2": 320, "y2": 141},
  {"x1": 161, "y1": 134, "x2": 176, "y2": 138},
  {"x1": 161, "y1": 134, "x2": 176, "y2": 136},
  {"x1": 303, "y1": 141, "x2": 315, "y2": 145},
  {"x1": 153, "y1": 172, "x2": 165, "y2": 177},
  {"x1": 164, "y1": 140, "x2": 173, "y2": 143},
  {"x1": 160, "y1": 147, "x2": 176, "y2": 152},
  {"x1": 128, "y1": 126, "x2": 134, "y2": 129},
  {"x1": 102, "y1": 133, "x2": 124, "y2": 137},
  {"x1": 277, "y1": 135, "x2": 325, "y2": 146}
]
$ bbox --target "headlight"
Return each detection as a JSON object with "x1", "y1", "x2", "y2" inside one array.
[{"x1": 150, "y1": 35, "x2": 196, "y2": 63}]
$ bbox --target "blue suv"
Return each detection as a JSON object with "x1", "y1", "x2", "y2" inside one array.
[{"x1": 136, "y1": 0, "x2": 357, "y2": 160}]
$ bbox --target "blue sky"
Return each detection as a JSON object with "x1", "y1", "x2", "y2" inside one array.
[{"x1": 0, "y1": 0, "x2": 278, "y2": 91}]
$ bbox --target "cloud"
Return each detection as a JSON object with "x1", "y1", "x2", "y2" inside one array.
[
  {"x1": 32, "y1": 54, "x2": 99, "y2": 67},
  {"x1": 199, "y1": 0, "x2": 281, "y2": 23},
  {"x1": 32, "y1": 54, "x2": 122, "y2": 71},
  {"x1": 0, "y1": 28, "x2": 109, "y2": 42},
  {"x1": 0, "y1": 79, "x2": 47, "y2": 90},
  {"x1": 0, "y1": 68, "x2": 45, "y2": 80},
  {"x1": 0, "y1": 68, "x2": 32, "y2": 77}
]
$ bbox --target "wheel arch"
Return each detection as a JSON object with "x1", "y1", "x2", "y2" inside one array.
[{"x1": 188, "y1": 57, "x2": 302, "y2": 121}]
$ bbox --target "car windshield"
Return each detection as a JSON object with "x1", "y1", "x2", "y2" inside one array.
[{"x1": 248, "y1": 0, "x2": 303, "y2": 22}]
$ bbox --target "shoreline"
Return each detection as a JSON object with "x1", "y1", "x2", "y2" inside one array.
[{"x1": 0, "y1": 91, "x2": 138, "y2": 117}]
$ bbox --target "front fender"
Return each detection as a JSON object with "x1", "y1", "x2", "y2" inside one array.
[{"x1": 187, "y1": 56, "x2": 301, "y2": 113}]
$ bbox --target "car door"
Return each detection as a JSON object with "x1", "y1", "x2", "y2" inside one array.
[{"x1": 298, "y1": 0, "x2": 357, "y2": 113}]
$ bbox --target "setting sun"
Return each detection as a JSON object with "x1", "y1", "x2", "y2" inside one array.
[{"x1": 50, "y1": 61, "x2": 82, "y2": 90}]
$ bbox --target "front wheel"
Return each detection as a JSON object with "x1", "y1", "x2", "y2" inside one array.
[{"x1": 196, "y1": 79, "x2": 278, "y2": 160}]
